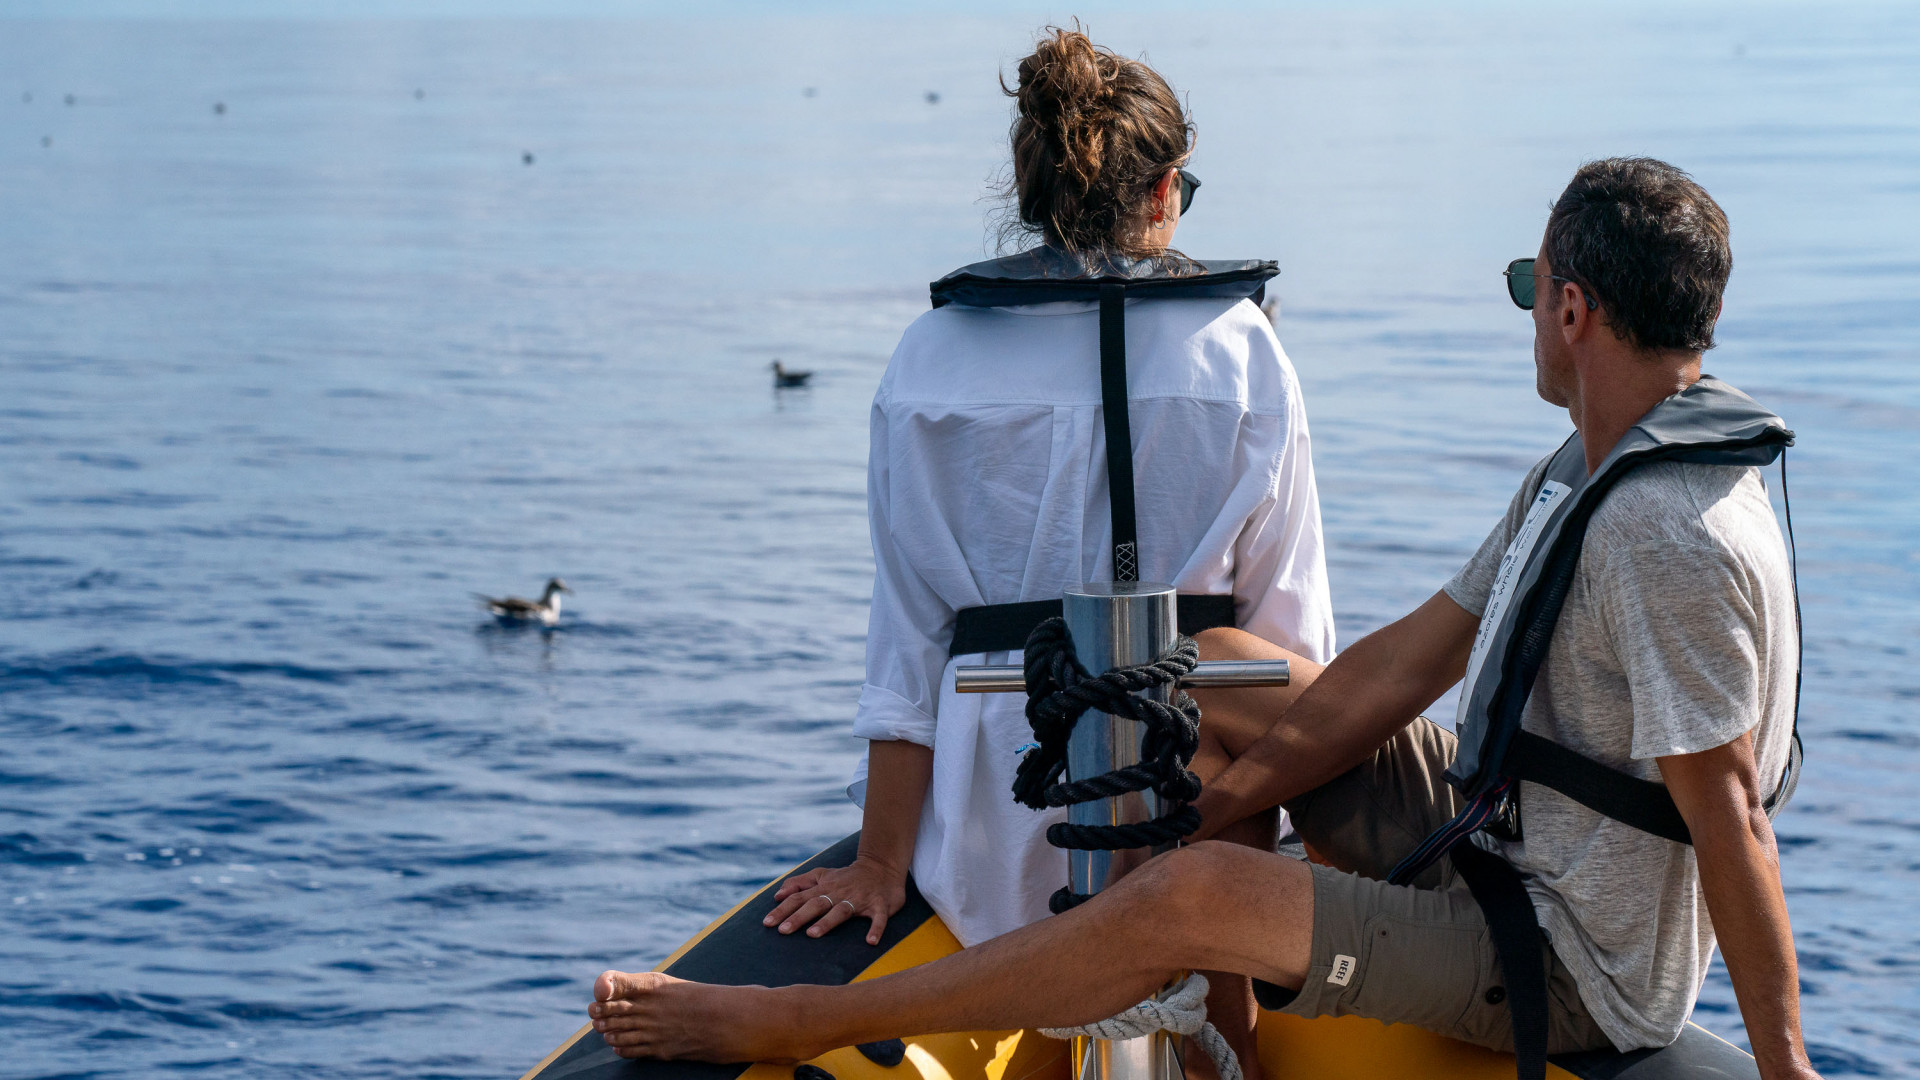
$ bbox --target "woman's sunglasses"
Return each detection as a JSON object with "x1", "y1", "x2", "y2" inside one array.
[
  {"x1": 1177, "y1": 168, "x2": 1201, "y2": 215},
  {"x1": 1504, "y1": 257, "x2": 1597, "y2": 311}
]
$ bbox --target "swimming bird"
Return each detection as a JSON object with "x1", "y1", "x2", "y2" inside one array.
[
  {"x1": 771, "y1": 360, "x2": 813, "y2": 388},
  {"x1": 476, "y1": 578, "x2": 571, "y2": 626}
]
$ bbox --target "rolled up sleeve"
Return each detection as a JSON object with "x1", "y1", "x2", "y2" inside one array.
[{"x1": 854, "y1": 397, "x2": 951, "y2": 748}]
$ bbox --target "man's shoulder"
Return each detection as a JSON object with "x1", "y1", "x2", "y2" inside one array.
[{"x1": 1586, "y1": 460, "x2": 1776, "y2": 557}]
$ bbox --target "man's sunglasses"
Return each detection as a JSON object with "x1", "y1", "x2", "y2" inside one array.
[
  {"x1": 1504, "y1": 257, "x2": 1597, "y2": 311},
  {"x1": 1177, "y1": 168, "x2": 1201, "y2": 215}
]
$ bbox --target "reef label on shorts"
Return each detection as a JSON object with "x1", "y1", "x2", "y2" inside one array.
[{"x1": 1326, "y1": 954, "x2": 1356, "y2": 987}]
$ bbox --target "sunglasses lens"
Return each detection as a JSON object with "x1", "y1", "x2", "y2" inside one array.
[
  {"x1": 1178, "y1": 169, "x2": 1199, "y2": 215},
  {"x1": 1506, "y1": 258, "x2": 1537, "y2": 309}
]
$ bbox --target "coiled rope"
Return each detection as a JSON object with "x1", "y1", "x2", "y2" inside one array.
[
  {"x1": 1039, "y1": 973, "x2": 1241, "y2": 1080},
  {"x1": 1012, "y1": 616, "x2": 1204, "y2": 912},
  {"x1": 1011, "y1": 616, "x2": 1238, "y2": 1078}
]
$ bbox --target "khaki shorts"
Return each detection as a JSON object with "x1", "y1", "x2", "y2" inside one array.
[{"x1": 1261, "y1": 717, "x2": 1612, "y2": 1055}]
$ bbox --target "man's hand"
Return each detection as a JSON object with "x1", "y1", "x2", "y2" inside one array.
[
  {"x1": 1190, "y1": 590, "x2": 1480, "y2": 838},
  {"x1": 1660, "y1": 734, "x2": 1822, "y2": 1080}
]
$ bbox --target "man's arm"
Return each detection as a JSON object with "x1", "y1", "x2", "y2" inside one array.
[
  {"x1": 1190, "y1": 589, "x2": 1480, "y2": 841},
  {"x1": 1660, "y1": 735, "x2": 1821, "y2": 1080}
]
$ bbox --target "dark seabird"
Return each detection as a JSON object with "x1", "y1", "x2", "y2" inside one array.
[
  {"x1": 925, "y1": 91, "x2": 940, "y2": 104},
  {"x1": 64, "y1": 93, "x2": 74, "y2": 105},
  {"x1": 214, "y1": 102, "x2": 226, "y2": 115},
  {"x1": 522, "y1": 151, "x2": 535, "y2": 165},
  {"x1": 476, "y1": 578, "x2": 572, "y2": 626},
  {"x1": 771, "y1": 360, "x2": 813, "y2": 388}
]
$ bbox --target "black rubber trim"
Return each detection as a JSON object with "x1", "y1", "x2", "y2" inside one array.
[
  {"x1": 1504, "y1": 731, "x2": 1692, "y2": 846},
  {"x1": 1551, "y1": 1023, "x2": 1759, "y2": 1079},
  {"x1": 527, "y1": 833, "x2": 934, "y2": 1080},
  {"x1": 950, "y1": 594, "x2": 1236, "y2": 657}
]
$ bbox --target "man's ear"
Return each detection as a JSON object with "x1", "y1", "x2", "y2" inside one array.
[{"x1": 1560, "y1": 282, "x2": 1588, "y2": 345}]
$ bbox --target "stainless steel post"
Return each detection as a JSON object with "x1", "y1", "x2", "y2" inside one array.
[{"x1": 1060, "y1": 582, "x2": 1185, "y2": 1080}]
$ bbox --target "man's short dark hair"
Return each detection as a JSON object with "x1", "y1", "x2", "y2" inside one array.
[{"x1": 1546, "y1": 158, "x2": 1731, "y2": 353}]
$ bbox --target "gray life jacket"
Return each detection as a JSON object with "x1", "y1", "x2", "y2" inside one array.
[
  {"x1": 1392, "y1": 374, "x2": 1802, "y2": 884},
  {"x1": 928, "y1": 246, "x2": 1280, "y2": 656}
]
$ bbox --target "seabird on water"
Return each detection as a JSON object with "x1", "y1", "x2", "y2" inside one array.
[
  {"x1": 771, "y1": 360, "x2": 813, "y2": 388},
  {"x1": 476, "y1": 578, "x2": 572, "y2": 626}
]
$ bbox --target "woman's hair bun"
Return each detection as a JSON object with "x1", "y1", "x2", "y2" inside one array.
[
  {"x1": 1015, "y1": 29, "x2": 1118, "y2": 189},
  {"x1": 1002, "y1": 25, "x2": 1193, "y2": 257}
]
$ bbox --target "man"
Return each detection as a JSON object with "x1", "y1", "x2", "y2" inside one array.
[{"x1": 584, "y1": 158, "x2": 1821, "y2": 1080}]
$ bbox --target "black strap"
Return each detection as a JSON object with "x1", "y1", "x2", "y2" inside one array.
[
  {"x1": 1773, "y1": 448, "x2": 1805, "y2": 816},
  {"x1": 1504, "y1": 731, "x2": 1692, "y2": 845},
  {"x1": 1099, "y1": 283, "x2": 1139, "y2": 582},
  {"x1": 1451, "y1": 844, "x2": 1549, "y2": 1080},
  {"x1": 950, "y1": 593, "x2": 1236, "y2": 657}
]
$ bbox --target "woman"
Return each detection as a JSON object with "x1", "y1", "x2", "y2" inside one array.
[{"x1": 765, "y1": 27, "x2": 1334, "y2": 1073}]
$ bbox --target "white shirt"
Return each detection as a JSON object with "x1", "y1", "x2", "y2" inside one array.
[{"x1": 852, "y1": 293, "x2": 1336, "y2": 947}]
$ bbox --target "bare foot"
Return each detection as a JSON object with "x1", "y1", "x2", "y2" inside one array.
[{"x1": 588, "y1": 970, "x2": 818, "y2": 1063}]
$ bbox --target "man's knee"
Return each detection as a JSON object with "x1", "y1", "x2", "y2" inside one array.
[{"x1": 1123, "y1": 841, "x2": 1247, "y2": 924}]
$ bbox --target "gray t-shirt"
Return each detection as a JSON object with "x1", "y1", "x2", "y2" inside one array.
[{"x1": 1444, "y1": 454, "x2": 1797, "y2": 1051}]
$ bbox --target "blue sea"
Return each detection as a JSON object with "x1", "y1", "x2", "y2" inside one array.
[{"x1": 2, "y1": 5, "x2": 1916, "y2": 1077}]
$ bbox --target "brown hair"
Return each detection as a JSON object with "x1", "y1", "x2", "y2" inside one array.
[
  {"x1": 1001, "y1": 26, "x2": 1193, "y2": 259},
  {"x1": 1545, "y1": 158, "x2": 1731, "y2": 353}
]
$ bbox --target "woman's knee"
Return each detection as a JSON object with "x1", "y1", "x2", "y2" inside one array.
[{"x1": 1194, "y1": 627, "x2": 1283, "y2": 663}]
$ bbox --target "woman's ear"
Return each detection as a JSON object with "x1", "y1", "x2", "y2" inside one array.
[{"x1": 1151, "y1": 168, "x2": 1176, "y2": 224}]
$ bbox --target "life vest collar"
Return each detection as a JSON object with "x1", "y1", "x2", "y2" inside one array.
[
  {"x1": 929, "y1": 245, "x2": 1277, "y2": 310},
  {"x1": 1447, "y1": 374, "x2": 1797, "y2": 800}
]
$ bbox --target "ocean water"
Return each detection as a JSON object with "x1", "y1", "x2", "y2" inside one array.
[{"x1": 1, "y1": 6, "x2": 1917, "y2": 1078}]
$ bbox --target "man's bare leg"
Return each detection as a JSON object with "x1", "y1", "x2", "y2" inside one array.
[
  {"x1": 1181, "y1": 630, "x2": 1325, "y2": 1080},
  {"x1": 588, "y1": 841, "x2": 1314, "y2": 1063}
]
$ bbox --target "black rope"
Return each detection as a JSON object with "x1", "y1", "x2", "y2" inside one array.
[{"x1": 1012, "y1": 616, "x2": 1203, "y2": 913}]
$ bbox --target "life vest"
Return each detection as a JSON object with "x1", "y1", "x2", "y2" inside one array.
[
  {"x1": 927, "y1": 246, "x2": 1280, "y2": 656},
  {"x1": 1378, "y1": 374, "x2": 1804, "y2": 1080},
  {"x1": 1392, "y1": 374, "x2": 1802, "y2": 883}
]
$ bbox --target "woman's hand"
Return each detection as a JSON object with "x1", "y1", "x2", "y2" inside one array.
[{"x1": 763, "y1": 855, "x2": 907, "y2": 946}]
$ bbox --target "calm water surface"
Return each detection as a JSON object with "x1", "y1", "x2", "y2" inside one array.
[{"x1": 2, "y1": 7, "x2": 1917, "y2": 1077}]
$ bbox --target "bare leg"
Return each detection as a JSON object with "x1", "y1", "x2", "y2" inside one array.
[
  {"x1": 1180, "y1": 629, "x2": 1324, "y2": 1080},
  {"x1": 588, "y1": 842, "x2": 1315, "y2": 1062}
]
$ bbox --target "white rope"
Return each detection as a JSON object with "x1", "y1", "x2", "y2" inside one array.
[{"x1": 1037, "y1": 973, "x2": 1241, "y2": 1080}]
